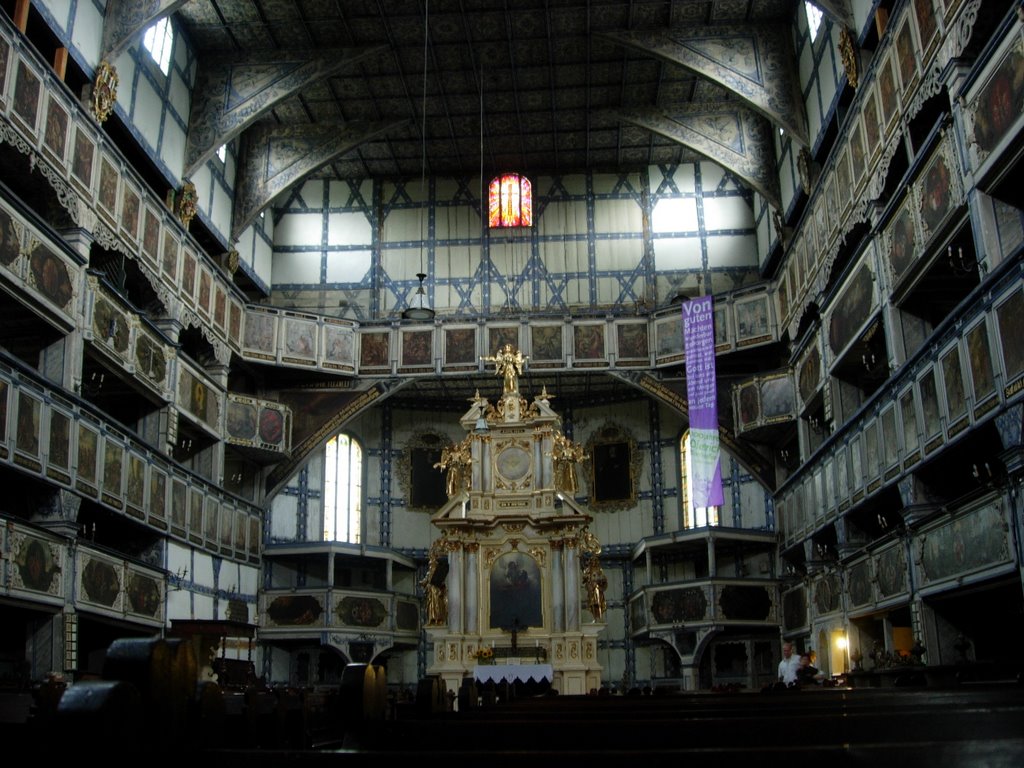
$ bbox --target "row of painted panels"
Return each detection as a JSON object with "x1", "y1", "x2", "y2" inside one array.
[
  {"x1": 777, "y1": 272, "x2": 1024, "y2": 548},
  {"x1": 778, "y1": 0, "x2": 996, "y2": 337},
  {"x1": 0, "y1": 519, "x2": 165, "y2": 625},
  {"x1": 259, "y1": 589, "x2": 420, "y2": 635},
  {"x1": 0, "y1": 15, "x2": 784, "y2": 386},
  {"x1": 782, "y1": 497, "x2": 1015, "y2": 632},
  {"x1": 0, "y1": 191, "x2": 292, "y2": 455},
  {"x1": 0, "y1": 18, "x2": 245, "y2": 360},
  {"x1": 627, "y1": 579, "x2": 781, "y2": 635},
  {"x1": 0, "y1": 361, "x2": 263, "y2": 564}
]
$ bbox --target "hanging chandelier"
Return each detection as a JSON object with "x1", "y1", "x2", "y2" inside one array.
[{"x1": 403, "y1": 0, "x2": 435, "y2": 322}]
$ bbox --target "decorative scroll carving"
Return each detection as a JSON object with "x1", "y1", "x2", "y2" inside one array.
[
  {"x1": 91, "y1": 61, "x2": 119, "y2": 123},
  {"x1": 180, "y1": 307, "x2": 230, "y2": 365},
  {"x1": 839, "y1": 27, "x2": 858, "y2": 89},
  {"x1": 174, "y1": 180, "x2": 198, "y2": 230}
]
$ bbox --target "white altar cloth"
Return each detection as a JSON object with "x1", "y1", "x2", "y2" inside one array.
[{"x1": 473, "y1": 663, "x2": 554, "y2": 684}]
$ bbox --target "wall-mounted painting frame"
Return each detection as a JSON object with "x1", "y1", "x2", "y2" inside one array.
[{"x1": 585, "y1": 423, "x2": 640, "y2": 513}]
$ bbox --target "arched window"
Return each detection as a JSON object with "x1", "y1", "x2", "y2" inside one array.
[
  {"x1": 324, "y1": 433, "x2": 363, "y2": 542},
  {"x1": 681, "y1": 430, "x2": 719, "y2": 528},
  {"x1": 488, "y1": 173, "x2": 532, "y2": 227}
]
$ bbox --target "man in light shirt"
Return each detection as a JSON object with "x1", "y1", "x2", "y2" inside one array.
[{"x1": 777, "y1": 641, "x2": 801, "y2": 687}]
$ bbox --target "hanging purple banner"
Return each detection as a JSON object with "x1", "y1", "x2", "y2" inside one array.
[{"x1": 682, "y1": 296, "x2": 724, "y2": 508}]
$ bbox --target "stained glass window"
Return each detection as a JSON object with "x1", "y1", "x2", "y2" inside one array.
[{"x1": 488, "y1": 173, "x2": 532, "y2": 227}]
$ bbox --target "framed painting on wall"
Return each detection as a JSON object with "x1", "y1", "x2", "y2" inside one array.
[
  {"x1": 530, "y1": 323, "x2": 564, "y2": 365},
  {"x1": 487, "y1": 325, "x2": 519, "y2": 354},
  {"x1": 400, "y1": 328, "x2": 434, "y2": 369},
  {"x1": 359, "y1": 330, "x2": 391, "y2": 371},
  {"x1": 443, "y1": 326, "x2": 477, "y2": 368},
  {"x1": 878, "y1": 54, "x2": 899, "y2": 131},
  {"x1": 71, "y1": 127, "x2": 96, "y2": 193},
  {"x1": 573, "y1": 323, "x2": 606, "y2": 362},
  {"x1": 615, "y1": 321, "x2": 649, "y2": 363},
  {"x1": 42, "y1": 96, "x2": 68, "y2": 166},
  {"x1": 895, "y1": 17, "x2": 919, "y2": 96}
]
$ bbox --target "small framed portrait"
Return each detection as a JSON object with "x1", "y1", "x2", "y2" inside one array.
[
  {"x1": 189, "y1": 488, "x2": 204, "y2": 542},
  {"x1": 995, "y1": 286, "x2": 1024, "y2": 391},
  {"x1": 880, "y1": 404, "x2": 899, "y2": 471},
  {"x1": 940, "y1": 343, "x2": 967, "y2": 428},
  {"x1": 918, "y1": 146, "x2": 957, "y2": 238},
  {"x1": 886, "y1": 195, "x2": 918, "y2": 285},
  {"x1": 102, "y1": 437, "x2": 124, "y2": 502},
  {"x1": 899, "y1": 387, "x2": 920, "y2": 461},
  {"x1": 181, "y1": 248, "x2": 197, "y2": 302},
  {"x1": 833, "y1": 147, "x2": 851, "y2": 210},
  {"x1": 965, "y1": 318, "x2": 996, "y2": 410},
  {"x1": 913, "y1": 0, "x2": 939, "y2": 60},
  {"x1": 0, "y1": 33, "x2": 10, "y2": 110},
  {"x1": 714, "y1": 302, "x2": 732, "y2": 352},
  {"x1": 12, "y1": 60, "x2": 40, "y2": 134},
  {"x1": 120, "y1": 182, "x2": 141, "y2": 242},
  {"x1": 160, "y1": 230, "x2": 179, "y2": 283},
  {"x1": 878, "y1": 54, "x2": 899, "y2": 131},
  {"x1": 197, "y1": 269, "x2": 212, "y2": 317},
  {"x1": 229, "y1": 300, "x2": 242, "y2": 345},
  {"x1": 47, "y1": 408, "x2": 71, "y2": 474},
  {"x1": 918, "y1": 367, "x2": 942, "y2": 443},
  {"x1": 171, "y1": 477, "x2": 187, "y2": 532},
  {"x1": 15, "y1": 391, "x2": 41, "y2": 458},
  {"x1": 149, "y1": 467, "x2": 167, "y2": 523},
  {"x1": 862, "y1": 90, "x2": 881, "y2": 160},
  {"x1": 42, "y1": 96, "x2": 69, "y2": 166},
  {"x1": 204, "y1": 497, "x2": 219, "y2": 543},
  {"x1": 71, "y1": 126, "x2": 96, "y2": 193},
  {"x1": 655, "y1": 314, "x2": 684, "y2": 363},
  {"x1": 895, "y1": 17, "x2": 918, "y2": 96},
  {"x1": 214, "y1": 286, "x2": 227, "y2": 330},
  {"x1": 76, "y1": 422, "x2": 99, "y2": 491},
  {"x1": 97, "y1": 156, "x2": 119, "y2": 223},
  {"x1": 142, "y1": 207, "x2": 160, "y2": 264},
  {"x1": 848, "y1": 120, "x2": 866, "y2": 190}
]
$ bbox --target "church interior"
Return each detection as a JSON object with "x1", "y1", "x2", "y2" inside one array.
[{"x1": 1, "y1": 0, "x2": 1024, "y2": 760}]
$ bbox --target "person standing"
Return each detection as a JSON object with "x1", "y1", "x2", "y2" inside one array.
[{"x1": 778, "y1": 641, "x2": 801, "y2": 687}]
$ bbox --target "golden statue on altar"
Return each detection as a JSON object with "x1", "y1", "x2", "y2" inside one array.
[
  {"x1": 425, "y1": 344, "x2": 604, "y2": 696},
  {"x1": 550, "y1": 433, "x2": 588, "y2": 495},
  {"x1": 482, "y1": 344, "x2": 527, "y2": 395},
  {"x1": 434, "y1": 437, "x2": 472, "y2": 497}
]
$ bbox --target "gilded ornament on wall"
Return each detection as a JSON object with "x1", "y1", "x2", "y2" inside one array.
[
  {"x1": 839, "y1": 27, "x2": 858, "y2": 89},
  {"x1": 175, "y1": 180, "x2": 199, "y2": 230},
  {"x1": 91, "y1": 61, "x2": 118, "y2": 123}
]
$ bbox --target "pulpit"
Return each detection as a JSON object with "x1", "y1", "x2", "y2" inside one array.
[{"x1": 424, "y1": 346, "x2": 606, "y2": 696}]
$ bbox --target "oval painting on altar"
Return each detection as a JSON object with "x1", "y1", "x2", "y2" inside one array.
[{"x1": 489, "y1": 552, "x2": 542, "y2": 630}]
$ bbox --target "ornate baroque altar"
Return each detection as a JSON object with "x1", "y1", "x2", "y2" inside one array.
[{"x1": 424, "y1": 345, "x2": 606, "y2": 696}]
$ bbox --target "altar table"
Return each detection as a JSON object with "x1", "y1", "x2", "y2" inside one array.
[{"x1": 473, "y1": 663, "x2": 554, "y2": 685}]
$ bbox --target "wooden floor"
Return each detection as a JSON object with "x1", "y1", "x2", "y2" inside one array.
[
  {"x1": 203, "y1": 682, "x2": 1024, "y2": 768},
  {"x1": 9, "y1": 673, "x2": 1023, "y2": 765}
]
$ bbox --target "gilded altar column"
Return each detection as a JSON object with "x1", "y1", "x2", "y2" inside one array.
[
  {"x1": 551, "y1": 539, "x2": 565, "y2": 633},
  {"x1": 448, "y1": 542, "x2": 464, "y2": 635},
  {"x1": 464, "y1": 542, "x2": 479, "y2": 634},
  {"x1": 564, "y1": 539, "x2": 580, "y2": 631}
]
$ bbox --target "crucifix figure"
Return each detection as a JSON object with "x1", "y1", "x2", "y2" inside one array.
[{"x1": 503, "y1": 617, "x2": 521, "y2": 654}]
